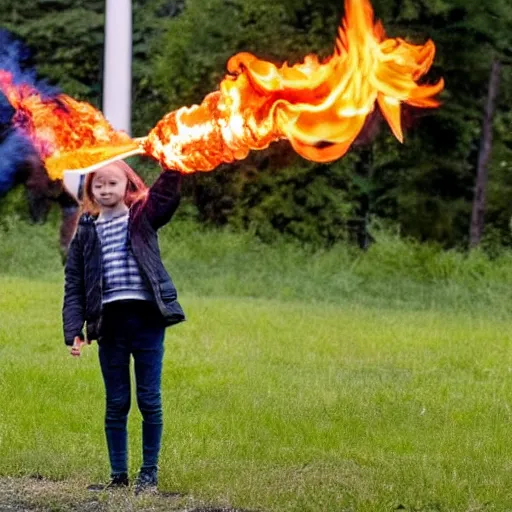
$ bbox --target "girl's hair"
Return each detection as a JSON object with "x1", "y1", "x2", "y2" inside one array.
[{"x1": 81, "y1": 160, "x2": 148, "y2": 215}]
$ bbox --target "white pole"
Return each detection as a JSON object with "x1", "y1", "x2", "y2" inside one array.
[{"x1": 103, "y1": 0, "x2": 132, "y2": 135}]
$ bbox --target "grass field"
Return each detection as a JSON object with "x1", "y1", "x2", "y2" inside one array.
[
  {"x1": 1, "y1": 266, "x2": 512, "y2": 510},
  {"x1": 3, "y1": 213, "x2": 512, "y2": 510}
]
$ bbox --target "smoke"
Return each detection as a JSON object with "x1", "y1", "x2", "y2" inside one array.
[
  {"x1": 0, "y1": 29, "x2": 58, "y2": 95},
  {"x1": 0, "y1": 30, "x2": 59, "y2": 196}
]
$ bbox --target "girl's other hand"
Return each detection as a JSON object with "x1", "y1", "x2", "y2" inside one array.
[{"x1": 70, "y1": 336, "x2": 87, "y2": 357}]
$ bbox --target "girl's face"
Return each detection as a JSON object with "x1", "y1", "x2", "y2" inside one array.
[{"x1": 91, "y1": 166, "x2": 128, "y2": 209}]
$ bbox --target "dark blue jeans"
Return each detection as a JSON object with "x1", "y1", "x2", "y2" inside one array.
[{"x1": 98, "y1": 300, "x2": 165, "y2": 477}]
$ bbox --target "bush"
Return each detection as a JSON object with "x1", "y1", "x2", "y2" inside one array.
[{"x1": 2, "y1": 212, "x2": 512, "y2": 315}]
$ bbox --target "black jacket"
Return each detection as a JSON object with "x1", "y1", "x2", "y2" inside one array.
[{"x1": 62, "y1": 170, "x2": 185, "y2": 346}]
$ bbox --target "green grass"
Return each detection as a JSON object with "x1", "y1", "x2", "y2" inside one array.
[
  {"x1": 2, "y1": 213, "x2": 512, "y2": 509},
  {"x1": 1, "y1": 274, "x2": 512, "y2": 511},
  {"x1": 3, "y1": 213, "x2": 512, "y2": 315}
]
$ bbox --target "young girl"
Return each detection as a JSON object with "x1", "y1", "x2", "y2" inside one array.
[{"x1": 63, "y1": 160, "x2": 185, "y2": 493}]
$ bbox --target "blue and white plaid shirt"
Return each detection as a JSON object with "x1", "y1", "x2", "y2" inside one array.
[{"x1": 95, "y1": 212, "x2": 153, "y2": 304}]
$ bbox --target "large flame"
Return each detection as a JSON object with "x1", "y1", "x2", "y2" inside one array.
[
  {"x1": 0, "y1": 70, "x2": 139, "y2": 180},
  {"x1": 145, "y1": 0, "x2": 443, "y2": 174},
  {"x1": 3, "y1": 0, "x2": 443, "y2": 180}
]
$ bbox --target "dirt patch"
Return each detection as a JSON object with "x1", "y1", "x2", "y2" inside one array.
[{"x1": 0, "y1": 477, "x2": 254, "y2": 512}]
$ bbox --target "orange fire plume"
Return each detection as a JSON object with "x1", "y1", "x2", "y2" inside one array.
[
  {"x1": 5, "y1": 0, "x2": 444, "y2": 180},
  {"x1": 0, "y1": 70, "x2": 139, "y2": 180},
  {"x1": 144, "y1": 0, "x2": 443, "y2": 174}
]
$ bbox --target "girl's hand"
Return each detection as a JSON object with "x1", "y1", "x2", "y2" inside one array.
[{"x1": 70, "y1": 336, "x2": 88, "y2": 357}]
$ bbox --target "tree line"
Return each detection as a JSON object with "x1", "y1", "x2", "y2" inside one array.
[{"x1": 1, "y1": 0, "x2": 511, "y2": 250}]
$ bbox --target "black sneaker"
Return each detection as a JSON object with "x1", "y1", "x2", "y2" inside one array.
[
  {"x1": 134, "y1": 468, "x2": 158, "y2": 495},
  {"x1": 87, "y1": 473, "x2": 129, "y2": 491}
]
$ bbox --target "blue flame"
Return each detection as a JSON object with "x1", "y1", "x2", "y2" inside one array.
[{"x1": 0, "y1": 129, "x2": 38, "y2": 195}]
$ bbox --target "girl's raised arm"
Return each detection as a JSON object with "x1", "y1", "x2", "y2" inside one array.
[{"x1": 142, "y1": 169, "x2": 182, "y2": 230}]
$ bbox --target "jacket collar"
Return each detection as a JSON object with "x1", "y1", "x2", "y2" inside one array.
[{"x1": 78, "y1": 213, "x2": 98, "y2": 226}]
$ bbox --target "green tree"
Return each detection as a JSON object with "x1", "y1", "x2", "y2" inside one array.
[{"x1": 1, "y1": 0, "x2": 104, "y2": 101}]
